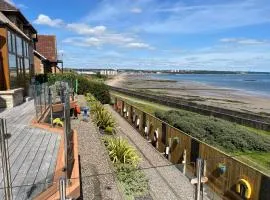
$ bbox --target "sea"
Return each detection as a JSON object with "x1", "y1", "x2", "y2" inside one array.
[{"x1": 151, "y1": 73, "x2": 270, "y2": 97}]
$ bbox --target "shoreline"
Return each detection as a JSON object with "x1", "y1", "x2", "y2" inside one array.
[
  {"x1": 107, "y1": 73, "x2": 270, "y2": 115},
  {"x1": 149, "y1": 73, "x2": 270, "y2": 98}
]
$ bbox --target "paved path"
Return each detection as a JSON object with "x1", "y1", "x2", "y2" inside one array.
[
  {"x1": 0, "y1": 101, "x2": 61, "y2": 200},
  {"x1": 71, "y1": 96, "x2": 123, "y2": 200},
  {"x1": 106, "y1": 105, "x2": 196, "y2": 200}
]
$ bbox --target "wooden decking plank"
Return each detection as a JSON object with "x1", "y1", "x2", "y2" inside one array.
[
  {"x1": 11, "y1": 132, "x2": 46, "y2": 200},
  {"x1": 10, "y1": 129, "x2": 39, "y2": 181},
  {"x1": 0, "y1": 129, "x2": 40, "y2": 198},
  {"x1": 27, "y1": 133, "x2": 60, "y2": 199},
  {"x1": 6, "y1": 126, "x2": 29, "y2": 151},
  {"x1": 45, "y1": 135, "x2": 61, "y2": 187},
  {"x1": 0, "y1": 127, "x2": 33, "y2": 183},
  {"x1": 0, "y1": 101, "x2": 61, "y2": 199},
  {"x1": 7, "y1": 127, "x2": 33, "y2": 163},
  {"x1": 15, "y1": 134, "x2": 52, "y2": 199},
  {"x1": 0, "y1": 127, "x2": 36, "y2": 197}
]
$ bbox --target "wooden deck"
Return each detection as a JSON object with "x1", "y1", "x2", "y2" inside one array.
[{"x1": 0, "y1": 101, "x2": 61, "y2": 200}]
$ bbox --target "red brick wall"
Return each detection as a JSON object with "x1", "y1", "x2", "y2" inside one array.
[{"x1": 36, "y1": 35, "x2": 57, "y2": 62}]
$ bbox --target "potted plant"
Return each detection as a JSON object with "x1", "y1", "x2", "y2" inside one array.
[{"x1": 218, "y1": 163, "x2": 226, "y2": 174}]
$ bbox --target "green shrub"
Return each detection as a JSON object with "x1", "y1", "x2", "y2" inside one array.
[
  {"x1": 85, "y1": 93, "x2": 97, "y2": 106},
  {"x1": 53, "y1": 118, "x2": 63, "y2": 127},
  {"x1": 93, "y1": 107, "x2": 116, "y2": 129},
  {"x1": 103, "y1": 137, "x2": 140, "y2": 167},
  {"x1": 34, "y1": 74, "x2": 48, "y2": 84},
  {"x1": 48, "y1": 73, "x2": 110, "y2": 104},
  {"x1": 115, "y1": 163, "x2": 149, "y2": 200},
  {"x1": 155, "y1": 110, "x2": 270, "y2": 153},
  {"x1": 104, "y1": 126, "x2": 115, "y2": 135}
]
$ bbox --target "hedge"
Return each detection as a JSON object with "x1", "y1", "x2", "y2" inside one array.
[
  {"x1": 47, "y1": 73, "x2": 110, "y2": 104},
  {"x1": 155, "y1": 110, "x2": 270, "y2": 153}
]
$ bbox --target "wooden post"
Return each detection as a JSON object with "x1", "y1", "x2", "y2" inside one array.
[
  {"x1": 168, "y1": 138, "x2": 172, "y2": 161},
  {"x1": 0, "y1": 29, "x2": 11, "y2": 90}
]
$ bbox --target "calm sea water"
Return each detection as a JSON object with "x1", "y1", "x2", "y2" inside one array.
[{"x1": 151, "y1": 73, "x2": 270, "y2": 96}]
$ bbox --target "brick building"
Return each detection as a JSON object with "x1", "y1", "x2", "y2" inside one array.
[
  {"x1": 0, "y1": 0, "x2": 37, "y2": 108},
  {"x1": 35, "y1": 35, "x2": 62, "y2": 74}
]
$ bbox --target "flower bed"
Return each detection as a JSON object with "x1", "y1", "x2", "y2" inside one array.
[{"x1": 86, "y1": 93, "x2": 150, "y2": 199}]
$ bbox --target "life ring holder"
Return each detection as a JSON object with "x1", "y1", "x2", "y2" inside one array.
[
  {"x1": 152, "y1": 129, "x2": 159, "y2": 148},
  {"x1": 236, "y1": 179, "x2": 252, "y2": 199},
  {"x1": 136, "y1": 118, "x2": 140, "y2": 128}
]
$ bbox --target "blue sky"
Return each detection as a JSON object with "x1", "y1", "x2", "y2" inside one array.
[{"x1": 7, "y1": 0, "x2": 270, "y2": 71}]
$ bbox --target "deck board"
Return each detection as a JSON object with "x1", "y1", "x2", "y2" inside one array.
[{"x1": 0, "y1": 101, "x2": 61, "y2": 199}]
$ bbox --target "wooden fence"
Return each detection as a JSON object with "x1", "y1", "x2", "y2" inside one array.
[
  {"x1": 110, "y1": 86, "x2": 270, "y2": 131},
  {"x1": 113, "y1": 95, "x2": 270, "y2": 200}
]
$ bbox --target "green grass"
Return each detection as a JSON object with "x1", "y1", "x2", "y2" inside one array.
[
  {"x1": 111, "y1": 91, "x2": 172, "y2": 114},
  {"x1": 111, "y1": 91, "x2": 270, "y2": 174},
  {"x1": 237, "y1": 152, "x2": 270, "y2": 174}
]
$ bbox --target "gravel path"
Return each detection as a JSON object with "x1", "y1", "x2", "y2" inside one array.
[
  {"x1": 105, "y1": 105, "x2": 196, "y2": 200},
  {"x1": 71, "y1": 96, "x2": 123, "y2": 200}
]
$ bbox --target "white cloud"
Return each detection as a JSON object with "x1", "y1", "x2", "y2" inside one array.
[
  {"x1": 141, "y1": 0, "x2": 270, "y2": 33},
  {"x1": 126, "y1": 42, "x2": 152, "y2": 49},
  {"x1": 33, "y1": 14, "x2": 64, "y2": 27},
  {"x1": 63, "y1": 22, "x2": 152, "y2": 49},
  {"x1": 66, "y1": 23, "x2": 106, "y2": 35},
  {"x1": 130, "y1": 8, "x2": 142, "y2": 13},
  {"x1": 220, "y1": 38, "x2": 268, "y2": 45},
  {"x1": 63, "y1": 34, "x2": 145, "y2": 48},
  {"x1": 33, "y1": 13, "x2": 151, "y2": 49}
]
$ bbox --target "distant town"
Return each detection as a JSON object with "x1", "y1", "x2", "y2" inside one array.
[{"x1": 69, "y1": 68, "x2": 270, "y2": 75}]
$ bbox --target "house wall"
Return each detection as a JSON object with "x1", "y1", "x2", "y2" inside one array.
[{"x1": 34, "y1": 55, "x2": 44, "y2": 74}]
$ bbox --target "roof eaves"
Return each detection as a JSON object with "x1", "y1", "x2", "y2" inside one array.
[
  {"x1": 2, "y1": 10, "x2": 37, "y2": 34},
  {"x1": 34, "y1": 50, "x2": 48, "y2": 60},
  {"x1": 0, "y1": 11, "x2": 30, "y2": 40}
]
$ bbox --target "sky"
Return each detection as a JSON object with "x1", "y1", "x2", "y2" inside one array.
[{"x1": 6, "y1": 0, "x2": 270, "y2": 71}]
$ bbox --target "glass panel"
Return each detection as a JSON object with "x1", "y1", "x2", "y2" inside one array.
[
  {"x1": 16, "y1": 36, "x2": 23, "y2": 56},
  {"x1": 24, "y1": 58, "x2": 29, "y2": 73},
  {"x1": 7, "y1": 31, "x2": 12, "y2": 52},
  {"x1": 24, "y1": 41, "x2": 29, "y2": 57},
  {"x1": 12, "y1": 33, "x2": 16, "y2": 53},
  {"x1": 17, "y1": 57, "x2": 22, "y2": 74},
  {"x1": 8, "y1": 54, "x2": 17, "y2": 88}
]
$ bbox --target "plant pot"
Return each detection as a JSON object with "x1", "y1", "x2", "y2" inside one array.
[
  {"x1": 218, "y1": 163, "x2": 226, "y2": 174},
  {"x1": 99, "y1": 128, "x2": 105, "y2": 135}
]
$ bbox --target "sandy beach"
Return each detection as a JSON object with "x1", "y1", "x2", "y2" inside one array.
[{"x1": 107, "y1": 73, "x2": 270, "y2": 115}]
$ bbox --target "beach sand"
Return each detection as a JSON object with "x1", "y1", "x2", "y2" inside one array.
[{"x1": 106, "y1": 73, "x2": 270, "y2": 115}]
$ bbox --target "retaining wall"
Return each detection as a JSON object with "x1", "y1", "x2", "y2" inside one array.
[{"x1": 113, "y1": 95, "x2": 270, "y2": 200}]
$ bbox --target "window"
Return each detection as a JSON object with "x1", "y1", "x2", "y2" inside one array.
[
  {"x1": 7, "y1": 31, "x2": 12, "y2": 51},
  {"x1": 7, "y1": 30, "x2": 32, "y2": 89},
  {"x1": 16, "y1": 36, "x2": 23, "y2": 56},
  {"x1": 24, "y1": 58, "x2": 29, "y2": 73},
  {"x1": 7, "y1": 31, "x2": 16, "y2": 53},
  {"x1": 24, "y1": 41, "x2": 29, "y2": 57},
  {"x1": 8, "y1": 54, "x2": 17, "y2": 89}
]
